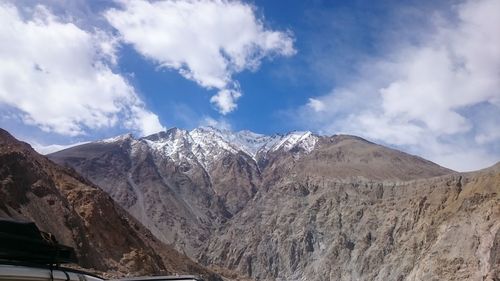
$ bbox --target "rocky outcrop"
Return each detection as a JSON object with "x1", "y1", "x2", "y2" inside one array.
[{"x1": 0, "y1": 129, "x2": 221, "y2": 280}]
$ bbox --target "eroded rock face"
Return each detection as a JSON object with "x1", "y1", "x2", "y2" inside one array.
[
  {"x1": 201, "y1": 168, "x2": 500, "y2": 281},
  {"x1": 0, "y1": 129, "x2": 221, "y2": 280}
]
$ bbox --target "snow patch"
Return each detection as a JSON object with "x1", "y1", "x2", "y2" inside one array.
[{"x1": 100, "y1": 133, "x2": 134, "y2": 143}]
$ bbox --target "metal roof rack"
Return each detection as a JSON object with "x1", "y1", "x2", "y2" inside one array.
[
  {"x1": 0, "y1": 263, "x2": 104, "y2": 281},
  {"x1": 0, "y1": 218, "x2": 77, "y2": 265}
]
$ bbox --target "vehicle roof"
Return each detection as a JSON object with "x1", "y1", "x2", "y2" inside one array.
[
  {"x1": 109, "y1": 276, "x2": 203, "y2": 281},
  {"x1": 0, "y1": 263, "x2": 203, "y2": 281},
  {"x1": 0, "y1": 264, "x2": 103, "y2": 281}
]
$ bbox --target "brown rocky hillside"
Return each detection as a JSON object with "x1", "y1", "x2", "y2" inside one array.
[
  {"x1": 201, "y1": 163, "x2": 500, "y2": 280},
  {"x1": 0, "y1": 128, "x2": 222, "y2": 280}
]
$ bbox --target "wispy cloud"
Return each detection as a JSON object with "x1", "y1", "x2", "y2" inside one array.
[
  {"x1": 105, "y1": 0, "x2": 296, "y2": 114},
  {"x1": 296, "y1": 0, "x2": 500, "y2": 171},
  {"x1": 0, "y1": 2, "x2": 164, "y2": 137}
]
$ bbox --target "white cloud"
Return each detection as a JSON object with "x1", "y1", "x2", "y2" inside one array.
[
  {"x1": 297, "y1": 0, "x2": 500, "y2": 172},
  {"x1": 209, "y1": 88, "x2": 242, "y2": 114},
  {"x1": 0, "y1": 2, "x2": 164, "y2": 137},
  {"x1": 199, "y1": 116, "x2": 232, "y2": 131},
  {"x1": 31, "y1": 141, "x2": 89, "y2": 155},
  {"x1": 105, "y1": 0, "x2": 295, "y2": 114},
  {"x1": 307, "y1": 98, "x2": 326, "y2": 112}
]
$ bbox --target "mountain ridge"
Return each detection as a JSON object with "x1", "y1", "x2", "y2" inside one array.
[
  {"x1": 55, "y1": 126, "x2": 450, "y2": 174},
  {"x1": 49, "y1": 126, "x2": 454, "y2": 261}
]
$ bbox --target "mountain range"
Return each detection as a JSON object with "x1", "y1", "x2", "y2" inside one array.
[
  {"x1": 48, "y1": 127, "x2": 452, "y2": 258},
  {"x1": 1, "y1": 126, "x2": 498, "y2": 280}
]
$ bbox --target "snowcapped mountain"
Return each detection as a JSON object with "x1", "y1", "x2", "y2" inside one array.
[
  {"x1": 188, "y1": 126, "x2": 318, "y2": 165},
  {"x1": 47, "y1": 126, "x2": 319, "y2": 257},
  {"x1": 102, "y1": 126, "x2": 319, "y2": 170},
  {"x1": 43, "y1": 125, "x2": 496, "y2": 281},
  {"x1": 49, "y1": 126, "x2": 453, "y2": 266}
]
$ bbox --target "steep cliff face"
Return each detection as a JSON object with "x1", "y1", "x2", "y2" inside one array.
[
  {"x1": 0, "y1": 129, "x2": 221, "y2": 280},
  {"x1": 200, "y1": 166, "x2": 500, "y2": 281}
]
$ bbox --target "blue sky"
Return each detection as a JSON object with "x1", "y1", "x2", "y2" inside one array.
[{"x1": 0, "y1": 0, "x2": 499, "y2": 171}]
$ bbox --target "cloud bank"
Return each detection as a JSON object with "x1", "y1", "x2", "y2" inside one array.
[
  {"x1": 298, "y1": 0, "x2": 500, "y2": 171},
  {"x1": 105, "y1": 0, "x2": 295, "y2": 114},
  {"x1": 0, "y1": 2, "x2": 164, "y2": 136}
]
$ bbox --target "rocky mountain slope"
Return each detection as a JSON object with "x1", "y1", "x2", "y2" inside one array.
[
  {"x1": 49, "y1": 127, "x2": 453, "y2": 261},
  {"x1": 201, "y1": 164, "x2": 500, "y2": 281},
  {"x1": 47, "y1": 127, "x2": 500, "y2": 280},
  {"x1": 0, "y1": 128, "x2": 221, "y2": 280},
  {"x1": 5, "y1": 123, "x2": 499, "y2": 280}
]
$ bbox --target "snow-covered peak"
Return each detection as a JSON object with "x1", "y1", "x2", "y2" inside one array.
[
  {"x1": 143, "y1": 128, "x2": 189, "y2": 142},
  {"x1": 294, "y1": 132, "x2": 318, "y2": 153},
  {"x1": 269, "y1": 131, "x2": 318, "y2": 153},
  {"x1": 190, "y1": 127, "x2": 318, "y2": 157},
  {"x1": 99, "y1": 133, "x2": 134, "y2": 143},
  {"x1": 190, "y1": 127, "x2": 239, "y2": 155},
  {"x1": 223, "y1": 130, "x2": 277, "y2": 156},
  {"x1": 141, "y1": 128, "x2": 192, "y2": 158},
  {"x1": 96, "y1": 127, "x2": 318, "y2": 168},
  {"x1": 188, "y1": 127, "x2": 243, "y2": 168}
]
